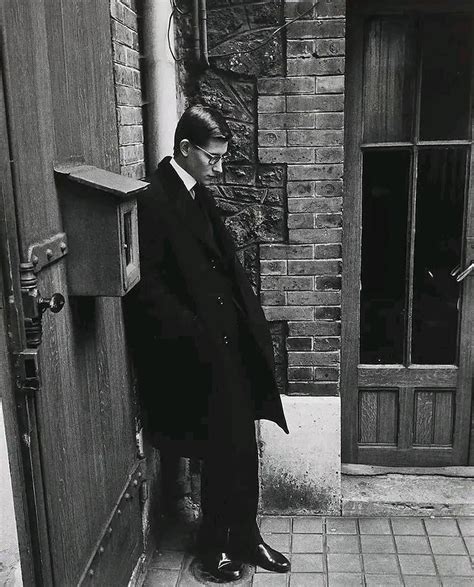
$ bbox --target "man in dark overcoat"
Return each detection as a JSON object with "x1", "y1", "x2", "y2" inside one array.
[{"x1": 125, "y1": 105, "x2": 290, "y2": 581}]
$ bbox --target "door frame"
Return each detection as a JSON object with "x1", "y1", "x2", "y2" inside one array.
[
  {"x1": 0, "y1": 48, "x2": 49, "y2": 586},
  {"x1": 341, "y1": 0, "x2": 474, "y2": 465}
]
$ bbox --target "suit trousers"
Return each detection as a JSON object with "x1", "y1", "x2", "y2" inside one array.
[{"x1": 198, "y1": 302, "x2": 263, "y2": 549}]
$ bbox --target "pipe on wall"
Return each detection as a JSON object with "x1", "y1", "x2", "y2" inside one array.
[{"x1": 142, "y1": 0, "x2": 179, "y2": 169}]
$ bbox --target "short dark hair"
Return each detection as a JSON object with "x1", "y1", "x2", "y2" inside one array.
[{"x1": 173, "y1": 104, "x2": 231, "y2": 156}]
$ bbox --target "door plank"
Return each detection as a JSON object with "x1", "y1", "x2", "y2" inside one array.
[
  {"x1": 358, "y1": 366, "x2": 457, "y2": 386},
  {"x1": 433, "y1": 392, "x2": 454, "y2": 446},
  {"x1": 377, "y1": 391, "x2": 398, "y2": 445},
  {"x1": 414, "y1": 391, "x2": 434, "y2": 445},
  {"x1": 359, "y1": 391, "x2": 378, "y2": 443}
]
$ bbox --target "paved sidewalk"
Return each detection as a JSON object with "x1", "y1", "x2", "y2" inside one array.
[{"x1": 144, "y1": 516, "x2": 474, "y2": 586}]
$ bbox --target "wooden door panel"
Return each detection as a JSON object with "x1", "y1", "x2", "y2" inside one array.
[
  {"x1": 2, "y1": 0, "x2": 144, "y2": 584},
  {"x1": 342, "y1": 0, "x2": 474, "y2": 466}
]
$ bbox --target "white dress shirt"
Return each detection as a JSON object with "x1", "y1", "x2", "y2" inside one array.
[{"x1": 170, "y1": 157, "x2": 197, "y2": 198}]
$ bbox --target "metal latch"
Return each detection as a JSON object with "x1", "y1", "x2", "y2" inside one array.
[{"x1": 15, "y1": 349, "x2": 40, "y2": 396}]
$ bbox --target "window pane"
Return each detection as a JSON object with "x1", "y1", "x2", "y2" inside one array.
[
  {"x1": 360, "y1": 150, "x2": 411, "y2": 364},
  {"x1": 419, "y1": 15, "x2": 472, "y2": 140},
  {"x1": 412, "y1": 148, "x2": 466, "y2": 364},
  {"x1": 363, "y1": 17, "x2": 416, "y2": 143}
]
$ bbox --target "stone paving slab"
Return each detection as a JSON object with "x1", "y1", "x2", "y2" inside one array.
[{"x1": 143, "y1": 516, "x2": 474, "y2": 586}]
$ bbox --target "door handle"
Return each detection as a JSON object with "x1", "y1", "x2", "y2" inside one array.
[
  {"x1": 20, "y1": 263, "x2": 66, "y2": 348},
  {"x1": 38, "y1": 293, "x2": 65, "y2": 314},
  {"x1": 456, "y1": 262, "x2": 474, "y2": 282}
]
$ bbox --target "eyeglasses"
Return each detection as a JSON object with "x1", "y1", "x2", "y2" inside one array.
[{"x1": 192, "y1": 143, "x2": 228, "y2": 166}]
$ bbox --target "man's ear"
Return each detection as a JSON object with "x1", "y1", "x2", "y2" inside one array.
[{"x1": 179, "y1": 139, "x2": 191, "y2": 158}]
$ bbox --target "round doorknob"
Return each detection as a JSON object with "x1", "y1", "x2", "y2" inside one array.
[{"x1": 38, "y1": 293, "x2": 65, "y2": 314}]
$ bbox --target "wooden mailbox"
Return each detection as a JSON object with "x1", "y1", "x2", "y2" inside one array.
[{"x1": 56, "y1": 165, "x2": 148, "y2": 296}]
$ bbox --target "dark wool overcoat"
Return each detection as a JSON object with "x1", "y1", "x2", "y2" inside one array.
[{"x1": 125, "y1": 157, "x2": 288, "y2": 456}]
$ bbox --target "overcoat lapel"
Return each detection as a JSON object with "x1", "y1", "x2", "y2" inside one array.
[{"x1": 157, "y1": 158, "x2": 223, "y2": 260}]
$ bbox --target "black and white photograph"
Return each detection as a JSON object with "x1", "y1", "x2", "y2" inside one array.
[{"x1": 0, "y1": 1, "x2": 473, "y2": 585}]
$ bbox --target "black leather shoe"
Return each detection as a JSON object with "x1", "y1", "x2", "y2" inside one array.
[
  {"x1": 200, "y1": 550, "x2": 244, "y2": 582},
  {"x1": 250, "y1": 542, "x2": 290, "y2": 573}
]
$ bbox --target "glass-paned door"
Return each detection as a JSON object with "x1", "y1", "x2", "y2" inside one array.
[{"x1": 342, "y1": 0, "x2": 474, "y2": 466}]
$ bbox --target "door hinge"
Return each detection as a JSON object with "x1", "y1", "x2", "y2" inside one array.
[{"x1": 14, "y1": 349, "x2": 40, "y2": 396}]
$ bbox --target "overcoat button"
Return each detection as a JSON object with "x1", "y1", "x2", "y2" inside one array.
[
  {"x1": 217, "y1": 296, "x2": 224, "y2": 305},
  {"x1": 223, "y1": 335, "x2": 229, "y2": 345}
]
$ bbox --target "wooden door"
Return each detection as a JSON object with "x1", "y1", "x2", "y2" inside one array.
[
  {"x1": 1, "y1": 1, "x2": 144, "y2": 584},
  {"x1": 342, "y1": 0, "x2": 474, "y2": 466}
]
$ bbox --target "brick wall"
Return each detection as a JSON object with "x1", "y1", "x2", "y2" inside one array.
[
  {"x1": 110, "y1": 0, "x2": 145, "y2": 179},
  {"x1": 258, "y1": 0, "x2": 345, "y2": 397},
  {"x1": 172, "y1": 0, "x2": 346, "y2": 399}
]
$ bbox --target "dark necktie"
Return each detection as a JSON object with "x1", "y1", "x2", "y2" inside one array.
[{"x1": 193, "y1": 185, "x2": 215, "y2": 241}]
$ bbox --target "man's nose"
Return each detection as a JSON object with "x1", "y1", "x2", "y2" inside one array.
[{"x1": 212, "y1": 158, "x2": 224, "y2": 173}]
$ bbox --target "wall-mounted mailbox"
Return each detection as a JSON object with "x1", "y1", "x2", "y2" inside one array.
[{"x1": 55, "y1": 165, "x2": 148, "y2": 296}]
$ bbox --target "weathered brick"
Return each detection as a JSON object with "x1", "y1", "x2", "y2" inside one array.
[
  {"x1": 314, "y1": 244, "x2": 342, "y2": 258},
  {"x1": 288, "y1": 213, "x2": 314, "y2": 229},
  {"x1": 285, "y1": 77, "x2": 315, "y2": 94},
  {"x1": 113, "y1": 43, "x2": 140, "y2": 68},
  {"x1": 260, "y1": 244, "x2": 313, "y2": 259},
  {"x1": 114, "y1": 63, "x2": 134, "y2": 87},
  {"x1": 287, "y1": 337, "x2": 313, "y2": 351},
  {"x1": 112, "y1": 20, "x2": 135, "y2": 46},
  {"x1": 259, "y1": 147, "x2": 314, "y2": 164},
  {"x1": 315, "y1": 113, "x2": 344, "y2": 130},
  {"x1": 287, "y1": 39, "x2": 315, "y2": 58},
  {"x1": 288, "y1": 382, "x2": 339, "y2": 396},
  {"x1": 285, "y1": 1, "x2": 318, "y2": 20},
  {"x1": 258, "y1": 95, "x2": 286, "y2": 113},
  {"x1": 314, "y1": 367, "x2": 339, "y2": 381},
  {"x1": 259, "y1": 113, "x2": 314, "y2": 129},
  {"x1": 315, "y1": 306, "x2": 341, "y2": 320},
  {"x1": 315, "y1": 213, "x2": 342, "y2": 228},
  {"x1": 115, "y1": 85, "x2": 142, "y2": 106},
  {"x1": 257, "y1": 77, "x2": 285, "y2": 95},
  {"x1": 316, "y1": 75, "x2": 345, "y2": 93},
  {"x1": 288, "y1": 367, "x2": 313, "y2": 381},
  {"x1": 287, "y1": 19, "x2": 345, "y2": 40},
  {"x1": 120, "y1": 161, "x2": 145, "y2": 179},
  {"x1": 315, "y1": 180, "x2": 343, "y2": 197},
  {"x1": 258, "y1": 130, "x2": 287, "y2": 147},
  {"x1": 316, "y1": 0, "x2": 346, "y2": 18},
  {"x1": 288, "y1": 260, "x2": 342, "y2": 275},
  {"x1": 287, "y1": 94, "x2": 344, "y2": 113},
  {"x1": 260, "y1": 291, "x2": 286, "y2": 305},
  {"x1": 313, "y1": 337, "x2": 340, "y2": 351},
  {"x1": 119, "y1": 124, "x2": 143, "y2": 145},
  {"x1": 316, "y1": 147, "x2": 344, "y2": 164},
  {"x1": 290, "y1": 228, "x2": 342, "y2": 244},
  {"x1": 287, "y1": 291, "x2": 340, "y2": 305},
  {"x1": 288, "y1": 351, "x2": 339, "y2": 366},
  {"x1": 261, "y1": 276, "x2": 314, "y2": 291},
  {"x1": 260, "y1": 260, "x2": 287, "y2": 275},
  {"x1": 288, "y1": 164, "x2": 343, "y2": 181},
  {"x1": 288, "y1": 181, "x2": 315, "y2": 198},
  {"x1": 117, "y1": 106, "x2": 143, "y2": 126},
  {"x1": 287, "y1": 57, "x2": 344, "y2": 76},
  {"x1": 257, "y1": 165, "x2": 286, "y2": 187},
  {"x1": 224, "y1": 165, "x2": 256, "y2": 185},
  {"x1": 288, "y1": 197, "x2": 342, "y2": 213},
  {"x1": 263, "y1": 306, "x2": 314, "y2": 321},
  {"x1": 314, "y1": 39, "x2": 345, "y2": 57},
  {"x1": 119, "y1": 144, "x2": 144, "y2": 165},
  {"x1": 110, "y1": 0, "x2": 125, "y2": 23},
  {"x1": 316, "y1": 276, "x2": 342, "y2": 290},
  {"x1": 288, "y1": 129, "x2": 344, "y2": 146},
  {"x1": 289, "y1": 321, "x2": 341, "y2": 336}
]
